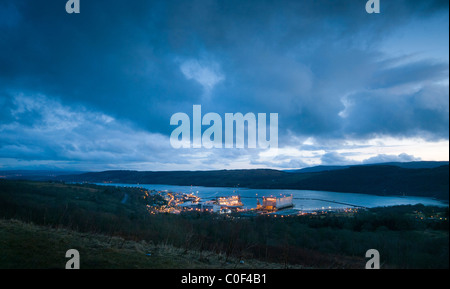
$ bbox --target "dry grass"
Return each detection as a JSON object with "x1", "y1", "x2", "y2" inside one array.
[{"x1": 0, "y1": 219, "x2": 306, "y2": 269}]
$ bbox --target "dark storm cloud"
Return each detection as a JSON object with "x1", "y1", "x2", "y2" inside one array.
[
  {"x1": 362, "y1": 153, "x2": 421, "y2": 164},
  {"x1": 0, "y1": 0, "x2": 448, "y2": 169},
  {"x1": 0, "y1": 0, "x2": 199, "y2": 135},
  {"x1": 0, "y1": 93, "x2": 192, "y2": 170},
  {"x1": 341, "y1": 81, "x2": 449, "y2": 139}
]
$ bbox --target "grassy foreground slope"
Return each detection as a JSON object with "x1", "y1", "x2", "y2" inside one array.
[
  {"x1": 0, "y1": 180, "x2": 448, "y2": 269},
  {"x1": 0, "y1": 219, "x2": 307, "y2": 269}
]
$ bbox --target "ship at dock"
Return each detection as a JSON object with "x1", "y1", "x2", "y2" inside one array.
[{"x1": 257, "y1": 194, "x2": 294, "y2": 212}]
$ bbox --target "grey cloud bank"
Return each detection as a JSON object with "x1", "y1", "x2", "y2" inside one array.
[{"x1": 0, "y1": 0, "x2": 448, "y2": 170}]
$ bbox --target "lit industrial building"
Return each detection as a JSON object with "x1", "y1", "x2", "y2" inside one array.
[
  {"x1": 257, "y1": 195, "x2": 293, "y2": 211},
  {"x1": 215, "y1": 195, "x2": 243, "y2": 207}
]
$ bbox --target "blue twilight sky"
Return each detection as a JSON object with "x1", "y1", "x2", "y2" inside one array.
[{"x1": 0, "y1": 0, "x2": 448, "y2": 171}]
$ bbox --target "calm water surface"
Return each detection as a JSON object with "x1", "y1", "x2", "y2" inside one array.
[{"x1": 96, "y1": 183, "x2": 448, "y2": 211}]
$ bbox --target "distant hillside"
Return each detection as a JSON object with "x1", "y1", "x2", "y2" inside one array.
[
  {"x1": 285, "y1": 165, "x2": 351, "y2": 173},
  {"x1": 54, "y1": 164, "x2": 450, "y2": 200},
  {"x1": 371, "y1": 161, "x2": 449, "y2": 169},
  {"x1": 0, "y1": 170, "x2": 86, "y2": 181},
  {"x1": 285, "y1": 161, "x2": 449, "y2": 173}
]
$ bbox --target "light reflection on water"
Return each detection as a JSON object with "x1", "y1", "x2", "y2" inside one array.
[{"x1": 95, "y1": 183, "x2": 448, "y2": 211}]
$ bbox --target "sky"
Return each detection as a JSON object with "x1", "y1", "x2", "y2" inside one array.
[{"x1": 0, "y1": 0, "x2": 448, "y2": 172}]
